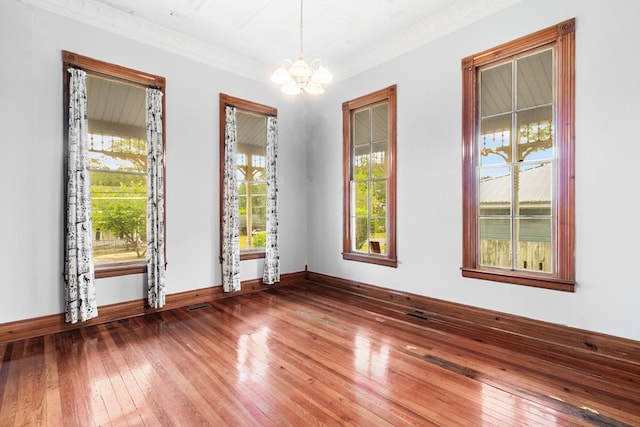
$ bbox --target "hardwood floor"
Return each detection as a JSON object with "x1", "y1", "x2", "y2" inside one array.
[{"x1": 1, "y1": 282, "x2": 639, "y2": 426}]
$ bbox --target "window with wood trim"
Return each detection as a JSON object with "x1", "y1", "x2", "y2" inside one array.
[
  {"x1": 63, "y1": 51, "x2": 166, "y2": 279},
  {"x1": 461, "y1": 19, "x2": 575, "y2": 291},
  {"x1": 219, "y1": 94, "x2": 277, "y2": 261},
  {"x1": 342, "y1": 85, "x2": 397, "y2": 267}
]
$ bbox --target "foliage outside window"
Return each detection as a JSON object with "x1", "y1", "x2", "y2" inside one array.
[
  {"x1": 63, "y1": 51, "x2": 166, "y2": 278},
  {"x1": 219, "y1": 94, "x2": 276, "y2": 260},
  {"x1": 89, "y1": 127, "x2": 147, "y2": 264},
  {"x1": 342, "y1": 85, "x2": 397, "y2": 267},
  {"x1": 236, "y1": 116, "x2": 267, "y2": 251},
  {"x1": 461, "y1": 19, "x2": 575, "y2": 291}
]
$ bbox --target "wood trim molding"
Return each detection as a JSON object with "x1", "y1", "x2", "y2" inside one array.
[
  {"x1": 0, "y1": 271, "x2": 305, "y2": 343},
  {"x1": 94, "y1": 262, "x2": 145, "y2": 279},
  {"x1": 219, "y1": 93, "x2": 277, "y2": 116},
  {"x1": 305, "y1": 271, "x2": 640, "y2": 371},
  {"x1": 342, "y1": 85, "x2": 398, "y2": 267},
  {"x1": 63, "y1": 50, "x2": 165, "y2": 89},
  {"x1": 461, "y1": 19, "x2": 576, "y2": 291}
]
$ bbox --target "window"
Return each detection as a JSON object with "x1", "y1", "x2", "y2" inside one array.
[
  {"x1": 342, "y1": 85, "x2": 397, "y2": 267},
  {"x1": 461, "y1": 19, "x2": 575, "y2": 291},
  {"x1": 219, "y1": 94, "x2": 276, "y2": 261},
  {"x1": 63, "y1": 51, "x2": 166, "y2": 278}
]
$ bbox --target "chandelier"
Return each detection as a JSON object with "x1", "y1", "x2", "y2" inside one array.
[{"x1": 271, "y1": 0, "x2": 332, "y2": 95}]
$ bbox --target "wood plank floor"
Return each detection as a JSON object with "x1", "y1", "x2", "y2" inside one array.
[{"x1": 1, "y1": 282, "x2": 639, "y2": 426}]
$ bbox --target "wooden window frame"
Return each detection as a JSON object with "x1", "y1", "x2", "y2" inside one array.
[
  {"x1": 342, "y1": 85, "x2": 398, "y2": 267},
  {"x1": 62, "y1": 51, "x2": 166, "y2": 279},
  {"x1": 460, "y1": 19, "x2": 575, "y2": 292},
  {"x1": 218, "y1": 94, "x2": 277, "y2": 262}
]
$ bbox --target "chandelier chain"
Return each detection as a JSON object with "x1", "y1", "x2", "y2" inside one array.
[{"x1": 299, "y1": 0, "x2": 304, "y2": 58}]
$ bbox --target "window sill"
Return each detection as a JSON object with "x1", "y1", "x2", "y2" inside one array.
[
  {"x1": 240, "y1": 250, "x2": 266, "y2": 261},
  {"x1": 461, "y1": 267, "x2": 574, "y2": 292},
  {"x1": 95, "y1": 261, "x2": 146, "y2": 279},
  {"x1": 342, "y1": 252, "x2": 397, "y2": 268}
]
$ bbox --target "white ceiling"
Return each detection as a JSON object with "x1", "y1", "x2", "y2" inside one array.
[{"x1": 21, "y1": 0, "x2": 521, "y2": 83}]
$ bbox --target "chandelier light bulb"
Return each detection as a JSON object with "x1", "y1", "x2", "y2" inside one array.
[
  {"x1": 281, "y1": 80, "x2": 302, "y2": 95},
  {"x1": 311, "y1": 64, "x2": 333, "y2": 85},
  {"x1": 304, "y1": 81, "x2": 324, "y2": 95},
  {"x1": 289, "y1": 57, "x2": 312, "y2": 78},
  {"x1": 271, "y1": 66, "x2": 292, "y2": 85}
]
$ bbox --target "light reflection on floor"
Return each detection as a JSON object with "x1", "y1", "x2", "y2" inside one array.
[
  {"x1": 236, "y1": 326, "x2": 271, "y2": 382},
  {"x1": 353, "y1": 331, "x2": 390, "y2": 384}
]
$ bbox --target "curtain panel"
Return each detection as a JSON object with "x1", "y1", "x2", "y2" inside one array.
[
  {"x1": 263, "y1": 116, "x2": 280, "y2": 284},
  {"x1": 64, "y1": 68, "x2": 98, "y2": 324},
  {"x1": 146, "y1": 88, "x2": 166, "y2": 309},
  {"x1": 222, "y1": 106, "x2": 241, "y2": 292}
]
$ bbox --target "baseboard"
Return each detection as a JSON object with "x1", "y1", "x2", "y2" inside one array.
[
  {"x1": 305, "y1": 271, "x2": 640, "y2": 372},
  {"x1": 0, "y1": 271, "x2": 305, "y2": 343}
]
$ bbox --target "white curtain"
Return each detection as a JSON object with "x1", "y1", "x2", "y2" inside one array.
[
  {"x1": 146, "y1": 88, "x2": 166, "y2": 308},
  {"x1": 64, "y1": 68, "x2": 98, "y2": 324},
  {"x1": 263, "y1": 116, "x2": 280, "y2": 284},
  {"x1": 222, "y1": 106, "x2": 241, "y2": 292}
]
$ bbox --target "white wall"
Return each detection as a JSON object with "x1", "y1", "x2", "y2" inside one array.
[
  {"x1": 306, "y1": 0, "x2": 640, "y2": 341},
  {"x1": 0, "y1": 0, "x2": 307, "y2": 322}
]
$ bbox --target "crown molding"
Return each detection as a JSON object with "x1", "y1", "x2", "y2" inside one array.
[
  {"x1": 19, "y1": 0, "x2": 268, "y2": 82},
  {"x1": 337, "y1": 0, "x2": 522, "y2": 80}
]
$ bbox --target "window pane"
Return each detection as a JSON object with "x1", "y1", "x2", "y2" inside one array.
[
  {"x1": 480, "y1": 114, "x2": 512, "y2": 165},
  {"x1": 371, "y1": 141, "x2": 388, "y2": 178},
  {"x1": 371, "y1": 103, "x2": 388, "y2": 142},
  {"x1": 353, "y1": 182, "x2": 368, "y2": 216},
  {"x1": 479, "y1": 166, "x2": 511, "y2": 216},
  {"x1": 370, "y1": 181, "x2": 386, "y2": 217},
  {"x1": 516, "y1": 163, "x2": 551, "y2": 216},
  {"x1": 250, "y1": 183, "x2": 266, "y2": 216},
  {"x1": 479, "y1": 218, "x2": 512, "y2": 268},
  {"x1": 354, "y1": 109, "x2": 370, "y2": 146},
  {"x1": 353, "y1": 216, "x2": 369, "y2": 253},
  {"x1": 87, "y1": 70, "x2": 148, "y2": 266},
  {"x1": 252, "y1": 166, "x2": 265, "y2": 181},
  {"x1": 238, "y1": 194, "x2": 247, "y2": 214},
  {"x1": 481, "y1": 62, "x2": 512, "y2": 117},
  {"x1": 91, "y1": 170, "x2": 147, "y2": 264},
  {"x1": 354, "y1": 144, "x2": 370, "y2": 180},
  {"x1": 516, "y1": 218, "x2": 551, "y2": 272},
  {"x1": 370, "y1": 217, "x2": 387, "y2": 255},
  {"x1": 516, "y1": 106, "x2": 553, "y2": 162},
  {"x1": 234, "y1": 109, "x2": 269, "y2": 254},
  {"x1": 517, "y1": 49, "x2": 553, "y2": 109}
]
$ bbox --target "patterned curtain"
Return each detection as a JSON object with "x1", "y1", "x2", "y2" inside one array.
[
  {"x1": 263, "y1": 116, "x2": 280, "y2": 285},
  {"x1": 222, "y1": 106, "x2": 241, "y2": 292},
  {"x1": 64, "y1": 68, "x2": 98, "y2": 324},
  {"x1": 146, "y1": 88, "x2": 166, "y2": 308}
]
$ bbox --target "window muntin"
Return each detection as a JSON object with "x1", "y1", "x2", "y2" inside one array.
[
  {"x1": 219, "y1": 94, "x2": 277, "y2": 261},
  {"x1": 63, "y1": 51, "x2": 166, "y2": 278},
  {"x1": 342, "y1": 86, "x2": 397, "y2": 267},
  {"x1": 461, "y1": 19, "x2": 575, "y2": 291}
]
